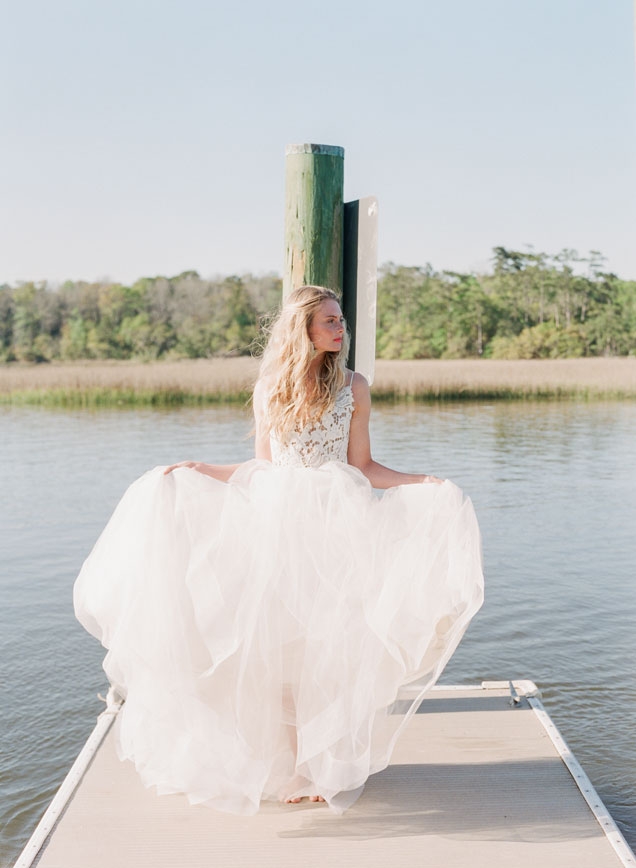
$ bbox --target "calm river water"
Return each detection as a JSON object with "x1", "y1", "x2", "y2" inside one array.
[{"x1": 1, "y1": 400, "x2": 635, "y2": 865}]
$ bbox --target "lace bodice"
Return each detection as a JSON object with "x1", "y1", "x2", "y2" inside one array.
[{"x1": 270, "y1": 385, "x2": 354, "y2": 468}]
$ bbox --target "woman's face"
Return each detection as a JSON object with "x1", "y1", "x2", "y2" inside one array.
[{"x1": 308, "y1": 299, "x2": 345, "y2": 353}]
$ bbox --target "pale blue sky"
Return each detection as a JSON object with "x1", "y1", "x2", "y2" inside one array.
[{"x1": 2, "y1": 0, "x2": 635, "y2": 284}]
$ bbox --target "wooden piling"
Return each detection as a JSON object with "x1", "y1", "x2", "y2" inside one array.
[{"x1": 283, "y1": 144, "x2": 344, "y2": 297}]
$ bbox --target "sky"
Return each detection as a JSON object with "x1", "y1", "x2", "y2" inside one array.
[{"x1": 2, "y1": 0, "x2": 635, "y2": 285}]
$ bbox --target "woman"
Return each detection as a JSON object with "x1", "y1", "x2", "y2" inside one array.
[{"x1": 74, "y1": 285, "x2": 484, "y2": 814}]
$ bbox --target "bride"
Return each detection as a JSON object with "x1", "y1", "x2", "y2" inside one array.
[{"x1": 74, "y1": 284, "x2": 484, "y2": 814}]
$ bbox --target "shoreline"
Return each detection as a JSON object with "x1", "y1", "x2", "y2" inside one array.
[{"x1": 1, "y1": 357, "x2": 635, "y2": 406}]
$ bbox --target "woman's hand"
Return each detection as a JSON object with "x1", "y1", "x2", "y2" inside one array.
[
  {"x1": 163, "y1": 461, "x2": 243, "y2": 482},
  {"x1": 163, "y1": 461, "x2": 208, "y2": 476},
  {"x1": 421, "y1": 474, "x2": 444, "y2": 485}
]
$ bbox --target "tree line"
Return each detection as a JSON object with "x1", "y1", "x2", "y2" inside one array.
[{"x1": 1, "y1": 247, "x2": 634, "y2": 363}]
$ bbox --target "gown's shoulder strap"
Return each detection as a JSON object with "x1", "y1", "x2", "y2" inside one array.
[{"x1": 348, "y1": 370, "x2": 355, "y2": 387}]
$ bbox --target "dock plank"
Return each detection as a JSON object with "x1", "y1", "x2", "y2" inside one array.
[{"x1": 30, "y1": 685, "x2": 630, "y2": 868}]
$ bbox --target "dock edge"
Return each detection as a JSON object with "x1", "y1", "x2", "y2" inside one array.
[
  {"x1": 13, "y1": 680, "x2": 635, "y2": 868},
  {"x1": 14, "y1": 687, "x2": 123, "y2": 868}
]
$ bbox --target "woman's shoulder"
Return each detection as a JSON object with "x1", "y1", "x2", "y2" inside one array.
[
  {"x1": 253, "y1": 377, "x2": 273, "y2": 418},
  {"x1": 347, "y1": 370, "x2": 369, "y2": 391},
  {"x1": 346, "y1": 370, "x2": 370, "y2": 409}
]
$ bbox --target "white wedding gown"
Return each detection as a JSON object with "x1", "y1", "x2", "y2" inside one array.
[{"x1": 74, "y1": 383, "x2": 484, "y2": 813}]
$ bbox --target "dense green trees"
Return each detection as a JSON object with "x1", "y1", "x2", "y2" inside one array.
[
  {"x1": 1, "y1": 248, "x2": 634, "y2": 362},
  {"x1": 377, "y1": 248, "x2": 636, "y2": 359},
  {"x1": 0, "y1": 272, "x2": 280, "y2": 363}
]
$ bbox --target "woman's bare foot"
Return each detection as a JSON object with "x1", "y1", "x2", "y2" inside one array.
[{"x1": 284, "y1": 795, "x2": 325, "y2": 804}]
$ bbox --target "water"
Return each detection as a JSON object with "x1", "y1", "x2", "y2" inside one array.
[{"x1": 1, "y1": 401, "x2": 635, "y2": 864}]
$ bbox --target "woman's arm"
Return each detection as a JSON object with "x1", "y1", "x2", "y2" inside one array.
[
  {"x1": 163, "y1": 461, "x2": 243, "y2": 480},
  {"x1": 347, "y1": 373, "x2": 443, "y2": 489},
  {"x1": 164, "y1": 380, "x2": 271, "y2": 479}
]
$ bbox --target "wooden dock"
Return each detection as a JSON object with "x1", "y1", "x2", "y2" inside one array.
[{"x1": 16, "y1": 681, "x2": 635, "y2": 868}]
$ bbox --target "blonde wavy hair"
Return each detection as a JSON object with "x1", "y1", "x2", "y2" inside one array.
[{"x1": 258, "y1": 285, "x2": 351, "y2": 437}]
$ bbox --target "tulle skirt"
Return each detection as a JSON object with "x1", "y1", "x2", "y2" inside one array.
[{"x1": 74, "y1": 460, "x2": 484, "y2": 814}]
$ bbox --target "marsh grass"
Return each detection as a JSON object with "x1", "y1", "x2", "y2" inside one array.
[
  {"x1": 0, "y1": 359, "x2": 259, "y2": 407},
  {"x1": 1, "y1": 357, "x2": 635, "y2": 406},
  {"x1": 370, "y1": 358, "x2": 636, "y2": 401}
]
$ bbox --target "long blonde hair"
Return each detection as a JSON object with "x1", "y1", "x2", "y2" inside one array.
[{"x1": 258, "y1": 285, "x2": 351, "y2": 437}]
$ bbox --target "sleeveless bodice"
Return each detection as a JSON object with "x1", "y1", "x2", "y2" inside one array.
[{"x1": 270, "y1": 385, "x2": 354, "y2": 468}]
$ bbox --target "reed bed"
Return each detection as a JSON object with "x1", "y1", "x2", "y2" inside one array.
[
  {"x1": 0, "y1": 357, "x2": 635, "y2": 407},
  {"x1": 0, "y1": 359, "x2": 259, "y2": 407},
  {"x1": 371, "y1": 358, "x2": 636, "y2": 401}
]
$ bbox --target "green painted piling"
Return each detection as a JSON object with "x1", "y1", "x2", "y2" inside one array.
[{"x1": 283, "y1": 144, "x2": 344, "y2": 297}]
